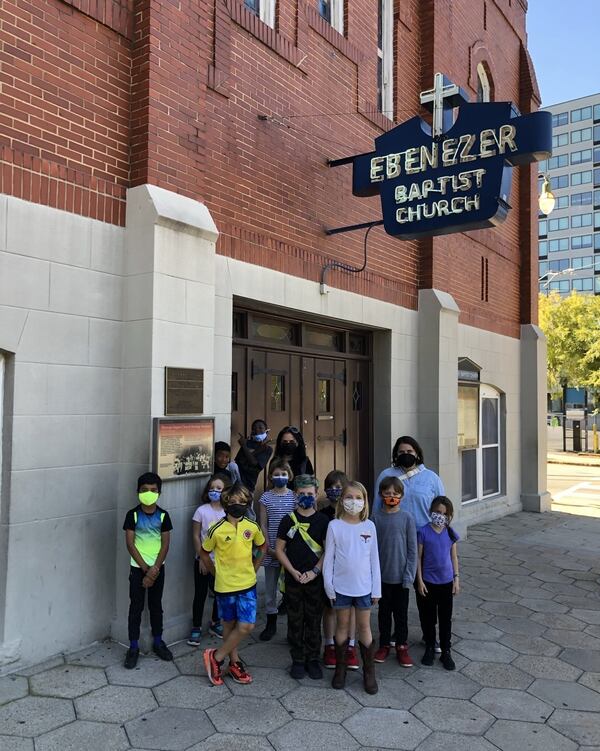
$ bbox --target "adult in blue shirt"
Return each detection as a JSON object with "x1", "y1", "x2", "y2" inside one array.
[{"x1": 373, "y1": 435, "x2": 445, "y2": 648}]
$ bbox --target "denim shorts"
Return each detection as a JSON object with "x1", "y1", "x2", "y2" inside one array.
[
  {"x1": 216, "y1": 587, "x2": 257, "y2": 624},
  {"x1": 332, "y1": 591, "x2": 372, "y2": 610}
]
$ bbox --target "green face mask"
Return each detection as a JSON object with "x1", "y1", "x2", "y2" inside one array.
[{"x1": 139, "y1": 490, "x2": 159, "y2": 506}]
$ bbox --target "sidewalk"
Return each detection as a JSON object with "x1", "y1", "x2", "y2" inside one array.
[
  {"x1": 548, "y1": 450, "x2": 600, "y2": 467},
  {"x1": 3, "y1": 509, "x2": 600, "y2": 750}
]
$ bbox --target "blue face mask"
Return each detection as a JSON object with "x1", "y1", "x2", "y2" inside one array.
[
  {"x1": 208, "y1": 489, "x2": 222, "y2": 502},
  {"x1": 297, "y1": 494, "x2": 315, "y2": 509},
  {"x1": 272, "y1": 475, "x2": 288, "y2": 488},
  {"x1": 326, "y1": 487, "x2": 342, "y2": 503},
  {"x1": 253, "y1": 432, "x2": 268, "y2": 442}
]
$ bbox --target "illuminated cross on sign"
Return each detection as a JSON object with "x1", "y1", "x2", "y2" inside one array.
[{"x1": 420, "y1": 72, "x2": 469, "y2": 137}]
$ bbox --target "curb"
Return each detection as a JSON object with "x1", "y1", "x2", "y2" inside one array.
[{"x1": 548, "y1": 455, "x2": 600, "y2": 468}]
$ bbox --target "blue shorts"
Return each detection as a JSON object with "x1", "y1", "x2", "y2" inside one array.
[
  {"x1": 216, "y1": 587, "x2": 257, "y2": 624},
  {"x1": 332, "y1": 591, "x2": 372, "y2": 610}
]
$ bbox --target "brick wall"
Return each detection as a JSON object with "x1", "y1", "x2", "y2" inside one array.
[{"x1": 0, "y1": 0, "x2": 539, "y2": 335}]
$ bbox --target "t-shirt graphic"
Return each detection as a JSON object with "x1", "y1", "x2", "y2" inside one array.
[{"x1": 123, "y1": 504, "x2": 173, "y2": 567}]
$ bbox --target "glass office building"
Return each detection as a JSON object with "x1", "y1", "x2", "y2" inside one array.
[{"x1": 538, "y1": 93, "x2": 600, "y2": 295}]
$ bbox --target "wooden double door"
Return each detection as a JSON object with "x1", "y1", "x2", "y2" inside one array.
[{"x1": 231, "y1": 345, "x2": 371, "y2": 495}]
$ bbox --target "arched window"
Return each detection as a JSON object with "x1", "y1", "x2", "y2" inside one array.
[{"x1": 476, "y1": 62, "x2": 491, "y2": 102}]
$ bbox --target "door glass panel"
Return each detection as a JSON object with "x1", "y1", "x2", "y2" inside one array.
[
  {"x1": 461, "y1": 449, "x2": 477, "y2": 502},
  {"x1": 306, "y1": 327, "x2": 344, "y2": 351},
  {"x1": 483, "y1": 446, "x2": 499, "y2": 496},
  {"x1": 231, "y1": 372, "x2": 238, "y2": 411},
  {"x1": 352, "y1": 381, "x2": 363, "y2": 411},
  {"x1": 482, "y1": 398, "x2": 498, "y2": 444},
  {"x1": 318, "y1": 379, "x2": 331, "y2": 413},
  {"x1": 270, "y1": 374, "x2": 285, "y2": 411},
  {"x1": 251, "y1": 317, "x2": 298, "y2": 344},
  {"x1": 458, "y1": 385, "x2": 479, "y2": 448}
]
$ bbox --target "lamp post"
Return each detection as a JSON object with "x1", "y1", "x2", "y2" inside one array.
[{"x1": 538, "y1": 174, "x2": 556, "y2": 216}]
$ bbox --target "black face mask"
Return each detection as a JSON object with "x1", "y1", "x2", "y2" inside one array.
[
  {"x1": 281, "y1": 441, "x2": 297, "y2": 452},
  {"x1": 397, "y1": 453, "x2": 417, "y2": 469},
  {"x1": 225, "y1": 503, "x2": 247, "y2": 518}
]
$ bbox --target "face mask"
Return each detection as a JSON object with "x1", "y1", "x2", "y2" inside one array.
[
  {"x1": 253, "y1": 432, "x2": 268, "y2": 442},
  {"x1": 272, "y1": 475, "x2": 288, "y2": 488},
  {"x1": 343, "y1": 498, "x2": 364, "y2": 516},
  {"x1": 226, "y1": 503, "x2": 247, "y2": 519},
  {"x1": 208, "y1": 489, "x2": 222, "y2": 502},
  {"x1": 397, "y1": 453, "x2": 417, "y2": 470},
  {"x1": 139, "y1": 490, "x2": 159, "y2": 506},
  {"x1": 383, "y1": 495, "x2": 401, "y2": 507},
  {"x1": 326, "y1": 487, "x2": 342, "y2": 503},
  {"x1": 297, "y1": 494, "x2": 315, "y2": 509},
  {"x1": 431, "y1": 511, "x2": 448, "y2": 527},
  {"x1": 281, "y1": 441, "x2": 297, "y2": 452}
]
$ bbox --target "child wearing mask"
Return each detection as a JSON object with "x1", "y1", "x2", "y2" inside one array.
[
  {"x1": 188, "y1": 473, "x2": 229, "y2": 645},
  {"x1": 322, "y1": 481, "x2": 381, "y2": 695},
  {"x1": 416, "y1": 496, "x2": 460, "y2": 671},
  {"x1": 214, "y1": 441, "x2": 239, "y2": 484},
  {"x1": 257, "y1": 459, "x2": 296, "y2": 641},
  {"x1": 275, "y1": 474, "x2": 329, "y2": 679},
  {"x1": 373, "y1": 476, "x2": 417, "y2": 667},
  {"x1": 234, "y1": 419, "x2": 273, "y2": 495},
  {"x1": 202, "y1": 483, "x2": 266, "y2": 686}
]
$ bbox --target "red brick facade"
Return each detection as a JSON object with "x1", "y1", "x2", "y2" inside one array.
[{"x1": 0, "y1": 0, "x2": 540, "y2": 336}]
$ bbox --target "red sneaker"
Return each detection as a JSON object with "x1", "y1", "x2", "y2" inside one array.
[
  {"x1": 228, "y1": 659, "x2": 253, "y2": 684},
  {"x1": 203, "y1": 647, "x2": 224, "y2": 686},
  {"x1": 346, "y1": 644, "x2": 359, "y2": 670},
  {"x1": 374, "y1": 645, "x2": 390, "y2": 663},
  {"x1": 323, "y1": 644, "x2": 336, "y2": 669},
  {"x1": 396, "y1": 643, "x2": 414, "y2": 667}
]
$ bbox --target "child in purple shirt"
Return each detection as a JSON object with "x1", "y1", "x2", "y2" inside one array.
[{"x1": 416, "y1": 496, "x2": 460, "y2": 671}]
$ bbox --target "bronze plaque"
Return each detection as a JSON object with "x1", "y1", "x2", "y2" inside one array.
[{"x1": 165, "y1": 367, "x2": 204, "y2": 415}]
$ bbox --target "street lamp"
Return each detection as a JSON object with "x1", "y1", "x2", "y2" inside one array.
[{"x1": 538, "y1": 175, "x2": 556, "y2": 215}]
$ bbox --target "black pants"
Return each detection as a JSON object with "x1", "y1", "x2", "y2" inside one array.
[
  {"x1": 378, "y1": 582, "x2": 409, "y2": 647},
  {"x1": 192, "y1": 560, "x2": 218, "y2": 628},
  {"x1": 128, "y1": 565, "x2": 165, "y2": 641},
  {"x1": 285, "y1": 575, "x2": 326, "y2": 662},
  {"x1": 416, "y1": 581, "x2": 453, "y2": 651}
]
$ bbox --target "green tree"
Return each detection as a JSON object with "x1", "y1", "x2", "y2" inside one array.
[{"x1": 538, "y1": 292, "x2": 600, "y2": 405}]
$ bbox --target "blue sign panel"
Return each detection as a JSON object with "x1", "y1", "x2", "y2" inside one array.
[{"x1": 349, "y1": 80, "x2": 551, "y2": 240}]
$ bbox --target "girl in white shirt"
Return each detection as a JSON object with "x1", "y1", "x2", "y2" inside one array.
[{"x1": 323, "y1": 481, "x2": 381, "y2": 695}]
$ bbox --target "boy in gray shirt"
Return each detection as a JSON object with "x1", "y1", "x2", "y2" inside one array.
[{"x1": 373, "y1": 476, "x2": 417, "y2": 667}]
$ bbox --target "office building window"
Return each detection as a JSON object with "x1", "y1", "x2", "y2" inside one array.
[
  {"x1": 552, "y1": 112, "x2": 568, "y2": 127},
  {"x1": 555, "y1": 195, "x2": 569, "y2": 209},
  {"x1": 571, "y1": 106, "x2": 593, "y2": 123},
  {"x1": 595, "y1": 168, "x2": 600, "y2": 186},
  {"x1": 538, "y1": 241, "x2": 548, "y2": 257},
  {"x1": 572, "y1": 278, "x2": 594, "y2": 292},
  {"x1": 539, "y1": 261, "x2": 549, "y2": 277},
  {"x1": 538, "y1": 220, "x2": 547, "y2": 237},
  {"x1": 595, "y1": 211, "x2": 600, "y2": 229},
  {"x1": 318, "y1": 0, "x2": 343, "y2": 32},
  {"x1": 549, "y1": 280, "x2": 570, "y2": 292},
  {"x1": 552, "y1": 133, "x2": 569, "y2": 148},
  {"x1": 550, "y1": 174, "x2": 569, "y2": 189},
  {"x1": 596, "y1": 277, "x2": 600, "y2": 295},
  {"x1": 595, "y1": 233, "x2": 600, "y2": 251},
  {"x1": 595, "y1": 104, "x2": 600, "y2": 121},
  {"x1": 572, "y1": 191, "x2": 593, "y2": 206},
  {"x1": 595, "y1": 190, "x2": 600, "y2": 207},
  {"x1": 571, "y1": 170, "x2": 592, "y2": 186},
  {"x1": 548, "y1": 217, "x2": 569, "y2": 232},
  {"x1": 546, "y1": 154, "x2": 568, "y2": 170},
  {"x1": 548, "y1": 238, "x2": 569, "y2": 253},
  {"x1": 377, "y1": 0, "x2": 393, "y2": 118},
  {"x1": 571, "y1": 256, "x2": 597, "y2": 272},
  {"x1": 595, "y1": 125, "x2": 600, "y2": 143},
  {"x1": 572, "y1": 234, "x2": 593, "y2": 250},
  {"x1": 571, "y1": 213, "x2": 592, "y2": 229},
  {"x1": 243, "y1": 0, "x2": 276, "y2": 27},
  {"x1": 594, "y1": 147, "x2": 600, "y2": 164},
  {"x1": 549, "y1": 258, "x2": 570, "y2": 272},
  {"x1": 571, "y1": 149, "x2": 593, "y2": 165},
  {"x1": 571, "y1": 127, "x2": 592, "y2": 144}
]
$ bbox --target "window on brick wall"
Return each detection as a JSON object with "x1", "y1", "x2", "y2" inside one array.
[
  {"x1": 476, "y1": 63, "x2": 491, "y2": 102},
  {"x1": 319, "y1": 0, "x2": 343, "y2": 33},
  {"x1": 377, "y1": 0, "x2": 393, "y2": 118},
  {"x1": 244, "y1": 0, "x2": 275, "y2": 27}
]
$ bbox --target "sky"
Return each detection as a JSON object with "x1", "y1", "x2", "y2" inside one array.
[{"x1": 526, "y1": 0, "x2": 599, "y2": 106}]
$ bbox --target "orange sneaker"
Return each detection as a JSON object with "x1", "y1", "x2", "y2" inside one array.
[
  {"x1": 203, "y1": 648, "x2": 224, "y2": 686},
  {"x1": 323, "y1": 644, "x2": 336, "y2": 669},
  {"x1": 374, "y1": 645, "x2": 390, "y2": 663},
  {"x1": 346, "y1": 644, "x2": 359, "y2": 670},
  {"x1": 396, "y1": 644, "x2": 414, "y2": 667},
  {"x1": 228, "y1": 659, "x2": 253, "y2": 684}
]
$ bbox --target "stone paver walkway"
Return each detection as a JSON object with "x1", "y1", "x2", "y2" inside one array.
[{"x1": 3, "y1": 510, "x2": 600, "y2": 750}]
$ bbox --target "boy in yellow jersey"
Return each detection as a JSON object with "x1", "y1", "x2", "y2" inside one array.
[{"x1": 201, "y1": 483, "x2": 266, "y2": 685}]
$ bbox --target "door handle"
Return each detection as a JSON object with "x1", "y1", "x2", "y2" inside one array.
[{"x1": 316, "y1": 415, "x2": 334, "y2": 421}]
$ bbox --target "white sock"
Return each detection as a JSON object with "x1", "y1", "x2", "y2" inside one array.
[
  {"x1": 325, "y1": 638, "x2": 334, "y2": 646},
  {"x1": 349, "y1": 639, "x2": 355, "y2": 647}
]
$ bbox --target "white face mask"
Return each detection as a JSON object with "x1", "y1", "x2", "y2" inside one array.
[{"x1": 343, "y1": 497, "x2": 365, "y2": 516}]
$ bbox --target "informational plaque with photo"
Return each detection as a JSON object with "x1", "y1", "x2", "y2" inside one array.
[{"x1": 152, "y1": 418, "x2": 214, "y2": 480}]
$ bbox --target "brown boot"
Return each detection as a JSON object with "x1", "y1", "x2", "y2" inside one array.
[
  {"x1": 332, "y1": 639, "x2": 348, "y2": 690},
  {"x1": 359, "y1": 641, "x2": 379, "y2": 695}
]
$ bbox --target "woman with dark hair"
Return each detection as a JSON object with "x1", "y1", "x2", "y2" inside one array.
[
  {"x1": 373, "y1": 436, "x2": 445, "y2": 531},
  {"x1": 272, "y1": 426, "x2": 314, "y2": 486}
]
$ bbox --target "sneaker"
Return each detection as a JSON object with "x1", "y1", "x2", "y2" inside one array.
[
  {"x1": 203, "y1": 648, "x2": 224, "y2": 686},
  {"x1": 346, "y1": 645, "x2": 359, "y2": 670},
  {"x1": 421, "y1": 646, "x2": 435, "y2": 666},
  {"x1": 228, "y1": 659, "x2": 253, "y2": 684},
  {"x1": 396, "y1": 644, "x2": 414, "y2": 668},
  {"x1": 187, "y1": 629, "x2": 202, "y2": 646},
  {"x1": 434, "y1": 641, "x2": 442, "y2": 654},
  {"x1": 208, "y1": 621, "x2": 224, "y2": 639},
  {"x1": 124, "y1": 648, "x2": 139, "y2": 670},
  {"x1": 374, "y1": 645, "x2": 390, "y2": 663},
  {"x1": 323, "y1": 644, "x2": 336, "y2": 669},
  {"x1": 440, "y1": 650, "x2": 456, "y2": 671},
  {"x1": 305, "y1": 659, "x2": 323, "y2": 680},
  {"x1": 290, "y1": 661, "x2": 305, "y2": 679},
  {"x1": 153, "y1": 641, "x2": 173, "y2": 661}
]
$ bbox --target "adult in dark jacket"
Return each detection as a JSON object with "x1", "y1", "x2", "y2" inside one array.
[{"x1": 272, "y1": 426, "x2": 314, "y2": 487}]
